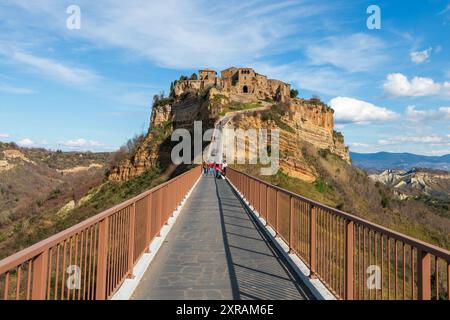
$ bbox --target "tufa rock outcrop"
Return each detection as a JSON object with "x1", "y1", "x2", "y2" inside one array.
[{"x1": 108, "y1": 67, "x2": 349, "y2": 182}]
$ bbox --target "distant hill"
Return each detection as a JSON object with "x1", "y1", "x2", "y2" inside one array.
[
  {"x1": 0, "y1": 142, "x2": 111, "y2": 257},
  {"x1": 369, "y1": 168, "x2": 450, "y2": 200},
  {"x1": 0, "y1": 141, "x2": 193, "y2": 258},
  {"x1": 350, "y1": 152, "x2": 450, "y2": 171}
]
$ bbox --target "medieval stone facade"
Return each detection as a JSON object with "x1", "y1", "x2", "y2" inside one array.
[{"x1": 174, "y1": 67, "x2": 291, "y2": 103}]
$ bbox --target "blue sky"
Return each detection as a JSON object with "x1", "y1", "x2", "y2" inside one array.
[{"x1": 0, "y1": 0, "x2": 449, "y2": 155}]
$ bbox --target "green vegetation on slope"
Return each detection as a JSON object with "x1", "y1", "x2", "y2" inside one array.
[
  {"x1": 232, "y1": 142, "x2": 450, "y2": 250},
  {"x1": 218, "y1": 101, "x2": 263, "y2": 116},
  {"x1": 259, "y1": 105, "x2": 295, "y2": 133},
  {"x1": 0, "y1": 165, "x2": 181, "y2": 259}
]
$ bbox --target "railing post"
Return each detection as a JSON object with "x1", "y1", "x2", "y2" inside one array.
[
  {"x1": 417, "y1": 249, "x2": 431, "y2": 300},
  {"x1": 265, "y1": 185, "x2": 269, "y2": 226},
  {"x1": 255, "y1": 181, "x2": 260, "y2": 213},
  {"x1": 246, "y1": 176, "x2": 249, "y2": 200},
  {"x1": 128, "y1": 202, "x2": 136, "y2": 279},
  {"x1": 259, "y1": 182, "x2": 263, "y2": 216},
  {"x1": 309, "y1": 205, "x2": 317, "y2": 278},
  {"x1": 175, "y1": 178, "x2": 183, "y2": 210},
  {"x1": 165, "y1": 185, "x2": 170, "y2": 223},
  {"x1": 96, "y1": 217, "x2": 109, "y2": 300},
  {"x1": 249, "y1": 179, "x2": 252, "y2": 206},
  {"x1": 240, "y1": 173, "x2": 243, "y2": 194},
  {"x1": 345, "y1": 220, "x2": 354, "y2": 300},
  {"x1": 275, "y1": 191, "x2": 279, "y2": 233},
  {"x1": 289, "y1": 196, "x2": 294, "y2": 253},
  {"x1": 157, "y1": 190, "x2": 162, "y2": 236},
  {"x1": 146, "y1": 194, "x2": 152, "y2": 253},
  {"x1": 31, "y1": 250, "x2": 49, "y2": 300}
]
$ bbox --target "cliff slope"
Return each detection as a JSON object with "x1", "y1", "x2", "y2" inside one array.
[{"x1": 108, "y1": 67, "x2": 349, "y2": 182}]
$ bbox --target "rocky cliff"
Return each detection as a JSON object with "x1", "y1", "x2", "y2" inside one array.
[
  {"x1": 228, "y1": 100, "x2": 349, "y2": 182},
  {"x1": 369, "y1": 169, "x2": 450, "y2": 200},
  {"x1": 108, "y1": 68, "x2": 349, "y2": 182}
]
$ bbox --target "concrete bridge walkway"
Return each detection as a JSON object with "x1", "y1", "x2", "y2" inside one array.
[{"x1": 131, "y1": 175, "x2": 313, "y2": 300}]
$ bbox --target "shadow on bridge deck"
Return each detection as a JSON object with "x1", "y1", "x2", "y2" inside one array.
[{"x1": 131, "y1": 175, "x2": 314, "y2": 300}]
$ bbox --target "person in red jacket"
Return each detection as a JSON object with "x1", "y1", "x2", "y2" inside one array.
[{"x1": 214, "y1": 162, "x2": 222, "y2": 179}]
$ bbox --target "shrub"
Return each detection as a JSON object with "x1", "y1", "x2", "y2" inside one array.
[
  {"x1": 314, "y1": 179, "x2": 326, "y2": 193},
  {"x1": 259, "y1": 106, "x2": 295, "y2": 133},
  {"x1": 318, "y1": 148, "x2": 331, "y2": 158},
  {"x1": 381, "y1": 195, "x2": 390, "y2": 208},
  {"x1": 126, "y1": 134, "x2": 145, "y2": 156},
  {"x1": 153, "y1": 96, "x2": 175, "y2": 108},
  {"x1": 309, "y1": 95, "x2": 322, "y2": 105},
  {"x1": 169, "y1": 81, "x2": 175, "y2": 97},
  {"x1": 290, "y1": 89, "x2": 299, "y2": 98},
  {"x1": 108, "y1": 146, "x2": 128, "y2": 170},
  {"x1": 47, "y1": 189, "x2": 61, "y2": 200},
  {"x1": 333, "y1": 130, "x2": 344, "y2": 143}
]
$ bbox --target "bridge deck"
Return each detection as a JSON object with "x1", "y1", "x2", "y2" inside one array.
[{"x1": 132, "y1": 175, "x2": 313, "y2": 300}]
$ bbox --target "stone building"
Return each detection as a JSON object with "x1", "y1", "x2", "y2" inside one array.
[
  {"x1": 199, "y1": 69, "x2": 217, "y2": 83},
  {"x1": 174, "y1": 67, "x2": 291, "y2": 103}
]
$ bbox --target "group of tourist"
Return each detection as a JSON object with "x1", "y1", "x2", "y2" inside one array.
[{"x1": 202, "y1": 161, "x2": 227, "y2": 178}]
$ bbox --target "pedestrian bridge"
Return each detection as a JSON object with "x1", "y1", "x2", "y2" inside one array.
[{"x1": 0, "y1": 167, "x2": 449, "y2": 300}]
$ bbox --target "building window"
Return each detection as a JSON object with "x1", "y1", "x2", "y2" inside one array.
[{"x1": 243, "y1": 85, "x2": 249, "y2": 93}]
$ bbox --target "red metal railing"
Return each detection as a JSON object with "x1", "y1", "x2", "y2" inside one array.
[
  {"x1": 227, "y1": 168, "x2": 450, "y2": 300},
  {"x1": 0, "y1": 167, "x2": 201, "y2": 300}
]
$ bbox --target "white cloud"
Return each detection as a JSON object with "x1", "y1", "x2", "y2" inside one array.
[
  {"x1": 378, "y1": 139, "x2": 393, "y2": 145},
  {"x1": 10, "y1": 51, "x2": 99, "y2": 84},
  {"x1": 0, "y1": 83, "x2": 35, "y2": 94},
  {"x1": 253, "y1": 62, "x2": 361, "y2": 96},
  {"x1": 405, "y1": 105, "x2": 450, "y2": 121},
  {"x1": 5, "y1": 0, "x2": 330, "y2": 70},
  {"x1": 17, "y1": 138, "x2": 34, "y2": 146},
  {"x1": 349, "y1": 142, "x2": 370, "y2": 148},
  {"x1": 378, "y1": 135, "x2": 450, "y2": 145},
  {"x1": 84, "y1": 1, "x2": 327, "y2": 69},
  {"x1": 410, "y1": 47, "x2": 432, "y2": 64},
  {"x1": 60, "y1": 139, "x2": 103, "y2": 147},
  {"x1": 305, "y1": 33, "x2": 387, "y2": 72},
  {"x1": 383, "y1": 73, "x2": 450, "y2": 97},
  {"x1": 429, "y1": 149, "x2": 450, "y2": 156},
  {"x1": 439, "y1": 3, "x2": 450, "y2": 15},
  {"x1": 405, "y1": 105, "x2": 428, "y2": 121},
  {"x1": 0, "y1": 134, "x2": 11, "y2": 138},
  {"x1": 440, "y1": 107, "x2": 450, "y2": 117},
  {"x1": 329, "y1": 97, "x2": 398, "y2": 124}
]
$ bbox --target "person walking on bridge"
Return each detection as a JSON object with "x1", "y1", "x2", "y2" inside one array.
[
  {"x1": 202, "y1": 161, "x2": 208, "y2": 176},
  {"x1": 214, "y1": 162, "x2": 222, "y2": 179},
  {"x1": 222, "y1": 161, "x2": 227, "y2": 177}
]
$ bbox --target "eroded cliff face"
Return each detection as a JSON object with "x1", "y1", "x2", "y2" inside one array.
[
  {"x1": 369, "y1": 169, "x2": 450, "y2": 200},
  {"x1": 229, "y1": 101, "x2": 349, "y2": 182},
  {"x1": 108, "y1": 68, "x2": 349, "y2": 182},
  {"x1": 287, "y1": 100, "x2": 349, "y2": 163},
  {"x1": 108, "y1": 91, "x2": 213, "y2": 181},
  {"x1": 107, "y1": 121, "x2": 174, "y2": 181}
]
